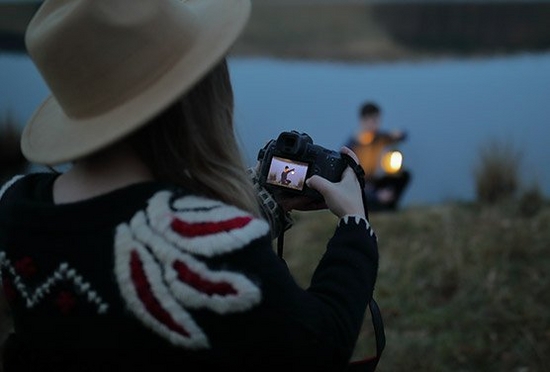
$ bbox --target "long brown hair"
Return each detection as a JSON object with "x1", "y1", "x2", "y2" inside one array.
[{"x1": 130, "y1": 58, "x2": 260, "y2": 216}]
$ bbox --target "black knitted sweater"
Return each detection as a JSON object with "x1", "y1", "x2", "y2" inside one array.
[{"x1": 0, "y1": 173, "x2": 378, "y2": 371}]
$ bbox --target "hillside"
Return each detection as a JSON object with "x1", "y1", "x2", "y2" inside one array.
[{"x1": 232, "y1": 1, "x2": 550, "y2": 62}]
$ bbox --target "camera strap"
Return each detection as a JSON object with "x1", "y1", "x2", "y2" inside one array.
[
  {"x1": 342, "y1": 154, "x2": 365, "y2": 182},
  {"x1": 347, "y1": 298, "x2": 386, "y2": 371},
  {"x1": 276, "y1": 154, "x2": 386, "y2": 371}
]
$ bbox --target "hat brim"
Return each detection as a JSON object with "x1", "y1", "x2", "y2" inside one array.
[{"x1": 21, "y1": 0, "x2": 251, "y2": 165}]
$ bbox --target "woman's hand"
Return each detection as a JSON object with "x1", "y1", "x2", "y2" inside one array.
[{"x1": 305, "y1": 146, "x2": 366, "y2": 219}]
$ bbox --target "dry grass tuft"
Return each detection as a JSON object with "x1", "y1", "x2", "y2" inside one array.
[{"x1": 473, "y1": 139, "x2": 522, "y2": 205}]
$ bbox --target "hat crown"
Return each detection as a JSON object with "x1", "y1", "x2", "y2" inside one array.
[
  {"x1": 21, "y1": 0, "x2": 251, "y2": 165},
  {"x1": 26, "y1": 0, "x2": 198, "y2": 119}
]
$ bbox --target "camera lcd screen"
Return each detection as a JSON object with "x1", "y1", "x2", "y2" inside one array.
[{"x1": 266, "y1": 156, "x2": 310, "y2": 191}]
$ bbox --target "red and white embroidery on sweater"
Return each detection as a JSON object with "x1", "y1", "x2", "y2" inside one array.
[
  {"x1": 114, "y1": 191, "x2": 269, "y2": 349},
  {"x1": 0, "y1": 252, "x2": 109, "y2": 314}
]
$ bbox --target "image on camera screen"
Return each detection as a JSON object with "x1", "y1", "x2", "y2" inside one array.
[{"x1": 266, "y1": 156, "x2": 309, "y2": 191}]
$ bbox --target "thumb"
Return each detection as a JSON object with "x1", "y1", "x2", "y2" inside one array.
[{"x1": 306, "y1": 175, "x2": 333, "y2": 194}]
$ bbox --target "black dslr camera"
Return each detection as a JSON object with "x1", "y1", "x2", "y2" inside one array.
[{"x1": 257, "y1": 131, "x2": 348, "y2": 200}]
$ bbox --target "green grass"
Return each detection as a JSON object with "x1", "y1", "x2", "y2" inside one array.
[{"x1": 283, "y1": 202, "x2": 550, "y2": 371}]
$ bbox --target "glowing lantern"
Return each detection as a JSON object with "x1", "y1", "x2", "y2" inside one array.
[{"x1": 381, "y1": 150, "x2": 403, "y2": 174}]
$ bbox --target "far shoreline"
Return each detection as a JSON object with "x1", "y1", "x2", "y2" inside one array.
[{"x1": 232, "y1": 1, "x2": 550, "y2": 65}]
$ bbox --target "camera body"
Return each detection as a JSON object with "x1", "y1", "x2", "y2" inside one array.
[{"x1": 257, "y1": 131, "x2": 348, "y2": 200}]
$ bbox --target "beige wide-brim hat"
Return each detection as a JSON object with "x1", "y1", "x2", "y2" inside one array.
[{"x1": 21, "y1": 0, "x2": 251, "y2": 165}]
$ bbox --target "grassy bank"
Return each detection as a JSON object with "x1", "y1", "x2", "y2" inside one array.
[{"x1": 282, "y1": 201, "x2": 550, "y2": 371}]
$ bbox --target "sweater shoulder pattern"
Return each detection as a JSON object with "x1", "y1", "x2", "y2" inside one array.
[{"x1": 114, "y1": 190, "x2": 270, "y2": 349}]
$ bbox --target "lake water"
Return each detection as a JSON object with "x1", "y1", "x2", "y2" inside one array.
[{"x1": 1, "y1": 52, "x2": 549, "y2": 205}]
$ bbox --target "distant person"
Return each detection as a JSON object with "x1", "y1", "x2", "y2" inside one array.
[
  {"x1": 280, "y1": 165, "x2": 294, "y2": 185},
  {"x1": 346, "y1": 102, "x2": 411, "y2": 211}
]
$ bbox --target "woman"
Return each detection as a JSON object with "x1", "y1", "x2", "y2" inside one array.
[{"x1": 0, "y1": 0, "x2": 379, "y2": 371}]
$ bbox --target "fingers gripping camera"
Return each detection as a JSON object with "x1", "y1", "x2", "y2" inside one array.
[{"x1": 257, "y1": 131, "x2": 348, "y2": 201}]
